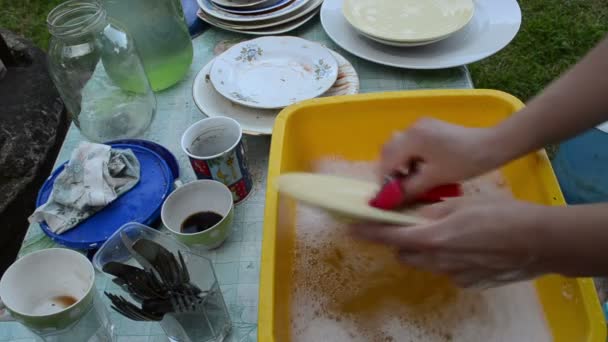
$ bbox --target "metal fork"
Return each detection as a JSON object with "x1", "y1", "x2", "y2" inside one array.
[
  {"x1": 105, "y1": 292, "x2": 163, "y2": 321},
  {"x1": 131, "y1": 240, "x2": 196, "y2": 290},
  {"x1": 143, "y1": 291, "x2": 206, "y2": 315},
  {"x1": 103, "y1": 261, "x2": 167, "y2": 300},
  {"x1": 106, "y1": 239, "x2": 211, "y2": 321},
  {"x1": 108, "y1": 290, "x2": 206, "y2": 320}
]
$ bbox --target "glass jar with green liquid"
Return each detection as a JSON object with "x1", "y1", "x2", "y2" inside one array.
[{"x1": 102, "y1": 0, "x2": 193, "y2": 91}]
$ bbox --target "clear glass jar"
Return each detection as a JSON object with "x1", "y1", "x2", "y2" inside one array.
[
  {"x1": 102, "y1": 0, "x2": 194, "y2": 91},
  {"x1": 47, "y1": 0, "x2": 156, "y2": 142}
]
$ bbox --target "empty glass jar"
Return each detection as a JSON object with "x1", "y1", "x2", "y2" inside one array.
[{"x1": 47, "y1": 0, "x2": 156, "y2": 142}]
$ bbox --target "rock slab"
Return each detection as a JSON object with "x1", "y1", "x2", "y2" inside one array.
[{"x1": 0, "y1": 29, "x2": 67, "y2": 275}]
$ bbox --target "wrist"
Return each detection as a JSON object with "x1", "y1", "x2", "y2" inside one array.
[
  {"x1": 524, "y1": 204, "x2": 577, "y2": 275},
  {"x1": 485, "y1": 107, "x2": 544, "y2": 167},
  {"x1": 475, "y1": 125, "x2": 518, "y2": 170},
  {"x1": 534, "y1": 203, "x2": 608, "y2": 277},
  {"x1": 512, "y1": 202, "x2": 560, "y2": 274}
]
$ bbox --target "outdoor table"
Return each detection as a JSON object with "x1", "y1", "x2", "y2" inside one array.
[{"x1": 0, "y1": 19, "x2": 473, "y2": 342}]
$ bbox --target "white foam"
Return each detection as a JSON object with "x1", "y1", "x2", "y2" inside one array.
[{"x1": 290, "y1": 158, "x2": 552, "y2": 342}]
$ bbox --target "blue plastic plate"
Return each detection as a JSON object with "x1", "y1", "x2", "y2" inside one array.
[{"x1": 36, "y1": 144, "x2": 174, "y2": 250}]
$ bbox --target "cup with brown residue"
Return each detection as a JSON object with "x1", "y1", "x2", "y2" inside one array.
[{"x1": 0, "y1": 248, "x2": 114, "y2": 341}]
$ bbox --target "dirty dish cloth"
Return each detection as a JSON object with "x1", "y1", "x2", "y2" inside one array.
[{"x1": 29, "y1": 142, "x2": 140, "y2": 234}]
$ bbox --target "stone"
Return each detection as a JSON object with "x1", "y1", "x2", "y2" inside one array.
[
  {"x1": 0, "y1": 29, "x2": 67, "y2": 275},
  {"x1": 0, "y1": 60, "x2": 5, "y2": 80}
]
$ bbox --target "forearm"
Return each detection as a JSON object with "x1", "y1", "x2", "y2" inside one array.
[
  {"x1": 531, "y1": 202, "x2": 608, "y2": 277},
  {"x1": 490, "y1": 34, "x2": 608, "y2": 165}
]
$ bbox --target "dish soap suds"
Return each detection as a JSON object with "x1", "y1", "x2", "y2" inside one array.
[{"x1": 290, "y1": 158, "x2": 552, "y2": 342}]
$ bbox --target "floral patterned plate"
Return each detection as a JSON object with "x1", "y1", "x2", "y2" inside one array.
[
  {"x1": 209, "y1": 36, "x2": 338, "y2": 109},
  {"x1": 194, "y1": 47, "x2": 358, "y2": 135}
]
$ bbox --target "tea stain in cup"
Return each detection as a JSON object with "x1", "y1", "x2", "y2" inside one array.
[
  {"x1": 32, "y1": 295, "x2": 79, "y2": 315},
  {"x1": 51, "y1": 295, "x2": 78, "y2": 308},
  {"x1": 181, "y1": 211, "x2": 223, "y2": 234}
]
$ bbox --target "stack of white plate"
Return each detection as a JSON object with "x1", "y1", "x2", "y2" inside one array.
[
  {"x1": 196, "y1": 0, "x2": 323, "y2": 35},
  {"x1": 192, "y1": 36, "x2": 360, "y2": 135},
  {"x1": 320, "y1": 0, "x2": 521, "y2": 69},
  {"x1": 342, "y1": 0, "x2": 474, "y2": 47}
]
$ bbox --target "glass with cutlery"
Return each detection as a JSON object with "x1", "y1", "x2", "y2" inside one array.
[{"x1": 93, "y1": 222, "x2": 232, "y2": 342}]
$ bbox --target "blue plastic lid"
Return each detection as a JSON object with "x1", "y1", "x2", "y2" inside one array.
[
  {"x1": 36, "y1": 143, "x2": 174, "y2": 250},
  {"x1": 104, "y1": 139, "x2": 180, "y2": 180}
]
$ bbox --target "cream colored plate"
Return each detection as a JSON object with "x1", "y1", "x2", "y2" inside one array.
[
  {"x1": 276, "y1": 173, "x2": 428, "y2": 225},
  {"x1": 342, "y1": 0, "x2": 474, "y2": 43},
  {"x1": 358, "y1": 30, "x2": 445, "y2": 47},
  {"x1": 322, "y1": 0, "x2": 522, "y2": 69}
]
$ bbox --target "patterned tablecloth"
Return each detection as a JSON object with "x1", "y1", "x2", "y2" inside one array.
[{"x1": 1, "y1": 18, "x2": 472, "y2": 342}]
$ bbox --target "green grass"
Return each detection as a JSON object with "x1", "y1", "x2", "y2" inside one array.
[
  {"x1": 0, "y1": 0, "x2": 64, "y2": 50},
  {"x1": 1, "y1": 0, "x2": 608, "y2": 101},
  {"x1": 469, "y1": 0, "x2": 608, "y2": 101}
]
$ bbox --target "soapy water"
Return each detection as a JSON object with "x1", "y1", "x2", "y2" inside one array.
[{"x1": 290, "y1": 158, "x2": 552, "y2": 342}]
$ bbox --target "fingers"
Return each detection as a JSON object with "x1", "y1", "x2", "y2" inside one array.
[
  {"x1": 378, "y1": 119, "x2": 450, "y2": 200},
  {"x1": 452, "y1": 270, "x2": 498, "y2": 289},
  {"x1": 379, "y1": 131, "x2": 417, "y2": 178},
  {"x1": 416, "y1": 197, "x2": 470, "y2": 219},
  {"x1": 352, "y1": 197, "x2": 478, "y2": 249},
  {"x1": 351, "y1": 221, "x2": 532, "y2": 289},
  {"x1": 453, "y1": 269, "x2": 536, "y2": 289},
  {"x1": 397, "y1": 249, "x2": 536, "y2": 288},
  {"x1": 398, "y1": 164, "x2": 439, "y2": 201},
  {"x1": 396, "y1": 250, "x2": 496, "y2": 288},
  {"x1": 397, "y1": 250, "x2": 471, "y2": 274},
  {"x1": 397, "y1": 252, "x2": 514, "y2": 289},
  {"x1": 350, "y1": 221, "x2": 439, "y2": 251}
]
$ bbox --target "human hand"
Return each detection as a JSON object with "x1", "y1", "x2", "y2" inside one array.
[
  {"x1": 380, "y1": 118, "x2": 503, "y2": 200},
  {"x1": 351, "y1": 196, "x2": 549, "y2": 288}
]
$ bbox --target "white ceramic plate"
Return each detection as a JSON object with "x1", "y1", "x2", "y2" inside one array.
[
  {"x1": 215, "y1": 0, "x2": 291, "y2": 14},
  {"x1": 198, "y1": 0, "x2": 310, "y2": 22},
  {"x1": 193, "y1": 49, "x2": 359, "y2": 135},
  {"x1": 276, "y1": 173, "x2": 428, "y2": 225},
  {"x1": 197, "y1": 0, "x2": 322, "y2": 30},
  {"x1": 197, "y1": 8, "x2": 320, "y2": 35},
  {"x1": 321, "y1": 0, "x2": 521, "y2": 69},
  {"x1": 343, "y1": 0, "x2": 474, "y2": 43},
  {"x1": 211, "y1": 0, "x2": 268, "y2": 8},
  {"x1": 210, "y1": 36, "x2": 338, "y2": 109}
]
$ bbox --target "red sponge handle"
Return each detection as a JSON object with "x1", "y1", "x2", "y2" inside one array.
[{"x1": 369, "y1": 178, "x2": 462, "y2": 210}]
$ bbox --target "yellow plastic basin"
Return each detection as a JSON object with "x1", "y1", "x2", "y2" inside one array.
[{"x1": 259, "y1": 89, "x2": 606, "y2": 342}]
